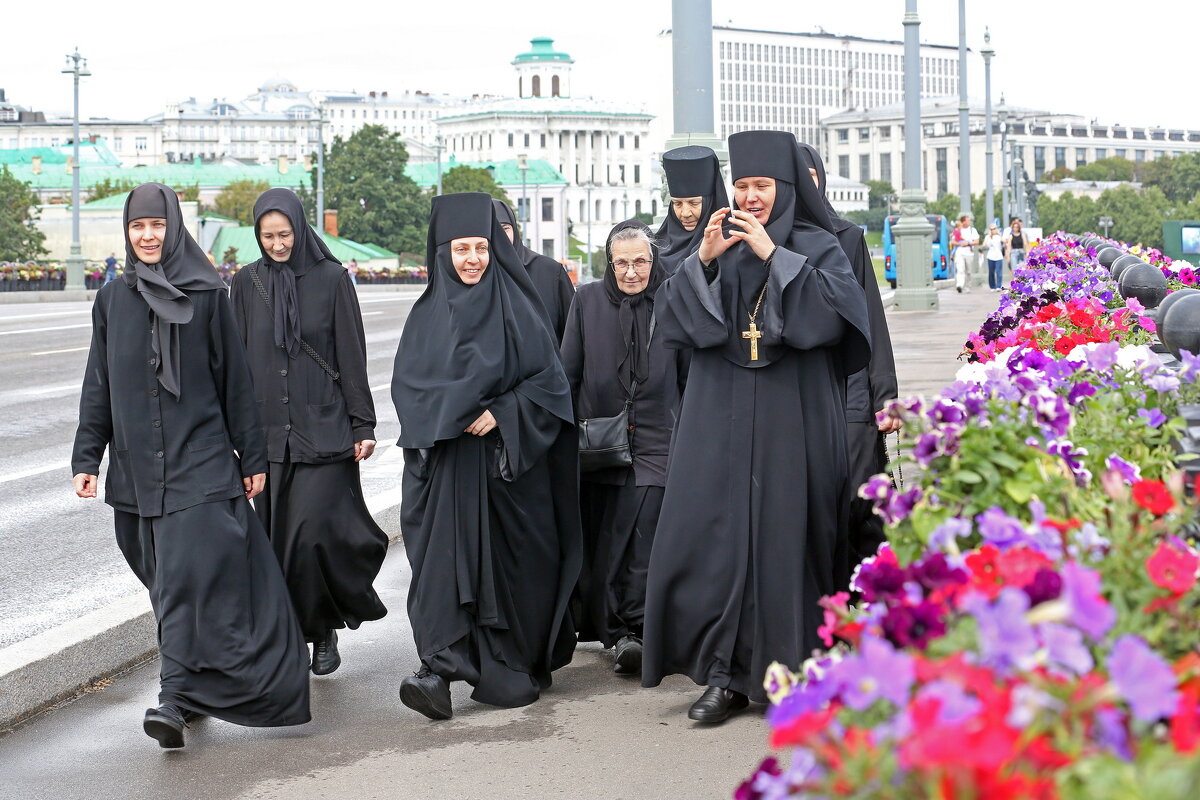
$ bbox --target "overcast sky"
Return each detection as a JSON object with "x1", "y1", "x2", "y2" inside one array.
[{"x1": 4, "y1": 0, "x2": 1195, "y2": 129}]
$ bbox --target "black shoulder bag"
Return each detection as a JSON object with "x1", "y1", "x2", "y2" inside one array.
[
  {"x1": 576, "y1": 313, "x2": 655, "y2": 472},
  {"x1": 246, "y1": 262, "x2": 340, "y2": 383}
]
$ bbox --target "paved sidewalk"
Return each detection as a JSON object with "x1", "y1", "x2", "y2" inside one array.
[{"x1": 0, "y1": 287, "x2": 997, "y2": 800}]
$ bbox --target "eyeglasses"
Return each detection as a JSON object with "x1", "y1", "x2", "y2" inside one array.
[{"x1": 612, "y1": 258, "x2": 652, "y2": 272}]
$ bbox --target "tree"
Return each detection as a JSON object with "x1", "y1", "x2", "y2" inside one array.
[
  {"x1": 1041, "y1": 166, "x2": 1074, "y2": 184},
  {"x1": 221, "y1": 246, "x2": 239, "y2": 265},
  {"x1": 1140, "y1": 153, "x2": 1200, "y2": 205},
  {"x1": 928, "y1": 193, "x2": 962, "y2": 221},
  {"x1": 214, "y1": 179, "x2": 271, "y2": 225},
  {"x1": 0, "y1": 167, "x2": 48, "y2": 261},
  {"x1": 315, "y1": 125, "x2": 428, "y2": 255},
  {"x1": 87, "y1": 175, "x2": 139, "y2": 202},
  {"x1": 865, "y1": 180, "x2": 895, "y2": 209},
  {"x1": 175, "y1": 183, "x2": 201, "y2": 204},
  {"x1": 1074, "y1": 157, "x2": 1135, "y2": 183},
  {"x1": 441, "y1": 166, "x2": 511, "y2": 204}
]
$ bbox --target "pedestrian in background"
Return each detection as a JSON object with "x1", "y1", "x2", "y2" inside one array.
[
  {"x1": 951, "y1": 214, "x2": 979, "y2": 293},
  {"x1": 984, "y1": 223, "x2": 1005, "y2": 291},
  {"x1": 1006, "y1": 217, "x2": 1028, "y2": 274},
  {"x1": 103, "y1": 252, "x2": 118, "y2": 285},
  {"x1": 72, "y1": 182, "x2": 310, "y2": 749},
  {"x1": 230, "y1": 188, "x2": 388, "y2": 677},
  {"x1": 347, "y1": 258, "x2": 359, "y2": 284}
]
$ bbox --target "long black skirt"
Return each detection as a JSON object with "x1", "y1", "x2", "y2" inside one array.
[
  {"x1": 578, "y1": 474, "x2": 663, "y2": 648},
  {"x1": 114, "y1": 498, "x2": 311, "y2": 727},
  {"x1": 847, "y1": 421, "x2": 888, "y2": 566},
  {"x1": 254, "y1": 457, "x2": 389, "y2": 641}
]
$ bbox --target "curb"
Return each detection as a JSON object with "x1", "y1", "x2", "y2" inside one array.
[
  {"x1": 0, "y1": 289, "x2": 98, "y2": 305},
  {"x1": 0, "y1": 593, "x2": 156, "y2": 731}
]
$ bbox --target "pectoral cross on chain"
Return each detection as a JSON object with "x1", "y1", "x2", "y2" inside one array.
[{"x1": 742, "y1": 322, "x2": 763, "y2": 361}]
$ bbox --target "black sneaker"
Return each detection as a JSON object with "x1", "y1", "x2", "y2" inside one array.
[
  {"x1": 399, "y1": 665, "x2": 453, "y2": 720},
  {"x1": 613, "y1": 635, "x2": 643, "y2": 675},
  {"x1": 312, "y1": 629, "x2": 341, "y2": 676},
  {"x1": 143, "y1": 704, "x2": 187, "y2": 748}
]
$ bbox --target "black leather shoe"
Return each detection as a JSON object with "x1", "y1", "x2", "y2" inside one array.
[
  {"x1": 399, "y1": 665, "x2": 453, "y2": 720},
  {"x1": 143, "y1": 704, "x2": 187, "y2": 748},
  {"x1": 687, "y1": 686, "x2": 749, "y2": 723},
  {"x1": 311, "y1": 629, "x2": 341, "y2": 675},
  {"x1": 613, "y1": 635, "x2": 643, "y2": 675}
]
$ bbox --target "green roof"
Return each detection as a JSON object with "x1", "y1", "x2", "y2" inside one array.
[
  {"x1": 9, "y1": 161, "x2": 310, "y2": 192},
  {"x1": 512, "y1": 37, "x2": 573, "y2": 64},
  {"x1": 82, "y1": 191, "x2": 131, "y2": 209},
  {"x1": 405, "y1": 157, "x2": 566, "y2": 189},
  {"x1": 0, "y1": 140, "x2": 121, "y2": 167},
  {"x1": 209, "y1": 225, "x2": 397, "y2": 264}
]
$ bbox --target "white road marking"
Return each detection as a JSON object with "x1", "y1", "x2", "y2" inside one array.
[
  {"x1": 25, "y1": 383, "x2": 79, "y2": 396},
  {"x1": 0, "y1": 460, "x2": 71, "y2": 484},
  {"x1": 0, "y1": 310, "x2": 90, "y2": 322},
  {"x1": 0, "y1": 323, "x2": 92, "y2": 337},
  {"x1": 358, "y1": 294, "x2": 421, "y2": 304},
  {"x1": 362, "y1": 311, "x2": 384, "y2": 316},
  {"x1": 31, "y1": 346, "x2": 90, "y2": 356}
]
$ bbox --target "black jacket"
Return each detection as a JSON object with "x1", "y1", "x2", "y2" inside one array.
[
  {"x1": 230, "y1": 259, "x2": 375, "y2": 463},
  {"x1": 72, "y1": 280, "x2": 267, "y2": 517}
]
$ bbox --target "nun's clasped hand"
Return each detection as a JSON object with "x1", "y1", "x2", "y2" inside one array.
[
  {"x1": 698, "y1": 207, "x2": 774, "y2": 266},
  {"x1": 698, "y1": 207, "x2": 736, "y2": 266},
  {"x1": 466, "y1": 410, "x2": 497, "y2": 436},
  {"x1": 726, "y1": 208, "x2": 775, "y2": 262}
]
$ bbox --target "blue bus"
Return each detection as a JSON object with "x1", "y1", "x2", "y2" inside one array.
[{"x1": 882, "y1": 215, "x2": 950, "y2": 288}]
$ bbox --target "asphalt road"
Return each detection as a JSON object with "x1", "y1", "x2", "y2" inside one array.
[{"x1": 0, "y1": 289, "x2": 422, "y2": 649}]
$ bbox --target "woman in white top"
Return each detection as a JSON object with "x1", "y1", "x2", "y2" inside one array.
[{"x1": 984, "y1": 224, "x2": 1005, "y2": 291}]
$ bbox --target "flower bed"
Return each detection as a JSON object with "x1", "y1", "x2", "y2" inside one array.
[{"x1": 739, "y1": 233, "x2": 1200, "y2": 799}]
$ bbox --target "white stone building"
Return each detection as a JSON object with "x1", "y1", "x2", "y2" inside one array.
[
  {"x1": 434, "y1": 38, "x2": 657, "y2": 258},
  {"x1": 822, "y1": 97, "x2": 1200, "y2": 206},
  {"x1": 0, "y1": 89, "x2": 164, "y2": 166}
]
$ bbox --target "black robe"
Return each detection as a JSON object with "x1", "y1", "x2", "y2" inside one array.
[
  {"x1": 230, "y1": 188, "x2": 387, "y2": 641},
  {"x1": 493, "y1": 199, "x2": 575, "y2": 342},
  {"x1": 394, "y1": 192, "x2": 581, "y2": 707},
  {"x1": 641, "y1": 132, "x2": 871, "y2": 702},
  {"x1": 561, "y1": 220, "x2": 688, "y2": 646},
  {"x1": 72, "y1": 184, "x2": 309, "y2": 724}
]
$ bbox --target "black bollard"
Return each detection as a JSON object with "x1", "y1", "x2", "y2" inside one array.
[
  {"x1": 1110, "y1": 254, "x2": 1145, "y2": 281},
  {"x1": 1097, "y1": 247, "x2": 1124, "y2": 269},
  {"x1": 1160, "y1": 293, "x2": 1200, "y2": 360},
  {"x1": 1118, "y1": 263, "x2": 1169, "y2": 308}
]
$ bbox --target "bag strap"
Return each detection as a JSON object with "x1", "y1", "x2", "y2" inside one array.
[{"x1": 247, "y1": 262, "x2": 340, "y2": 383}]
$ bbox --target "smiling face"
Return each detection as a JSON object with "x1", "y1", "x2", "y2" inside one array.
[
  {"x1": 610, "y1": 238, "x2": 652, "y2": 295},
  {"x1": 671, "y1": 196, "x2": 704, "y2": 231},
  {"x1": 450, "y1": 236, "x2": 490, "y2": 284},
  {"x1": 258, "y1": 210, "x2": 295, "y2": 263},
  {"x1": 127, "y1": 217, "x2": 167, "y2": 264},
  {"x1": 733, "y1": 177, "x2": 777, "y2": 225}
]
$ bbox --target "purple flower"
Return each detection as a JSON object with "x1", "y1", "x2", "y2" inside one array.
[
  {"x1": 1026, "y1": 390, "x2": 1072, "y2": 438},
  {"x1": 975, "y1": 506, "x2": 1027, "y2": 549},
  {"x1": 1093, "y1": 708, "x2": 1133, "y2": 761},
  {"x1": 766, "y1": 672, "x2": 840, "y2": 727},
  {"x1": 1105, "y1": 454, "x2": 1142, "y2": 484},
  {"x1": 1180, "y1": 349, "x2": 1200, "y2": 384},
  {"x1": 928, "y1": 398, "x2": 968, "y2": 426},
  {"x1": 1138, "y1": 408, "x2": 1168, "y2": 429},
  {"x1": 915, "y1": 679, "x2": 981, "y2": 724},
  {"x1": 881, "y1": 601, "x2": 946, "y2": 649},
  {"x1": 1024, "y1": 569, "x2": 1064, "y2": 606},
  {"x1": 928, "y1": 517, "x2": 973, "y2": 551},
  {"x1": 1086, "y1": 341, "x2": 1121, "y2": 372},
  {"x1": 1067, "y1": 381, "x2": 1097, "y2": 405},
  {"x1": 836, "y1": 633, "x2": 914, "y2": 711},
  {"x1": 913, "y1": 432, "x2": 943, "y2": 466},
  {"x1": 965, "y1": 588, "x2": 1039, "y2": 673},
  {"x1": 1060, "y1": 562, "x2": 1115, "y2": 640},
  {"x1": 1108, "y1": 635, "x2": 1181, "y2": 722},
  {"x1": 1067, "y1": 522, "x2": 1111, "y2": 562},
  {"x1": 1146, "y1": 374, "x2": 1181, "y2": 393},
  {"x1": 1045, "y1": 439, "x2": 1093, "y2": 486},
  {"x1": 1038, "y1": 622, "x2": 1094, "y2": 676},
  {"x1": 859, "y1": 473, "x2": 893, "y2": 503},
  {"x1": 855, "y1": 559, "x2": 907, "y2": 603},
  {"x1": 909, "y1": 552, "x2": 969, "y2": 593},
  {"x1": 882, "y1": 487, "x2": 922, "y2": 525}
]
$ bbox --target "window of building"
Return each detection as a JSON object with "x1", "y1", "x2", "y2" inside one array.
[
  {"x1": 838, "y1": 155, "x2": 849, "y2": 177},
  {"x1": 524, "y1": 133, "x2": 530, "y2": 147},
  {"x1": 135, "y1": 137, "x2": 147, "y2": 151},
  {"x1": 634, "y1": 164, "x2": 640, "y2": 183},
  {"x1": 1075, "y1": 148, "x2": 1087, "y2": 167},
  {"x1": 552, "y1": 75, "x2": 561, "y2": 97},
  {"x1": 1055, "y1": 146, "x2": 1066, "y2": 169},
  {"x1": 858, "y1": 127, "x2": 870, "y2": 141},
  {"x1": 837, "y1": 128, "x2": 849, "y2": 143},
  {"x1": 619, "y1": 135, "x2": 625, "y2": 149},
  {"x1": 859, "y1": 154, "x2": 871, "y2": 182},
  {"x1": 936, "y1": 147, "x2": 948, "y2": 197},
  {"x1": 634, "y1": 135, "x2": 640, "y2": 149},
  {"x1": 880, "y1": 152, "x2": 892, "y2": 184},
  {"x1": 1115, "y1": 148, "x2": 1126, "y2": 159},
  {"x1": 542, "y1": 197, "x2": 554, "y2": 221},
  {"x1": 1096, "y1": 148, "x2": 1107, "y2": 160},
  {"x1": 635, "y1": 199, "x2": 642, "y2": 216},
  {"x1": 1034, "y1": 146, "x2": 1046, "y2": 177},
  {"x1": 542, "y1": 239, "x2": 555, "y2": 258},
  {"x1": 1135, "y1": 149, "x2": 1146, "y2": 162},
  {"x1": 610, "y1": 199, "x2": 618, "y2": 219},
  {"x1": 113, "y1": 137, "x2": 124, "y2": 151},
  {"x1": 540, "y1": 133, "x2": 546, "y2": 147},
  {"x1": 532, "y1": 75, "x2": 541, "y2": 97},
  {"x1": 879, "y1": 125, "x2": 891, "y2": 140}
]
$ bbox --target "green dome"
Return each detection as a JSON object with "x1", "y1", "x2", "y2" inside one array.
[{"x1": 512, "y1": 37, "x2": 573, "y2": 65}]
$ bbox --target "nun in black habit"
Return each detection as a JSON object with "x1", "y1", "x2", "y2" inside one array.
[
  {"x1": 392, "y1": 192, "x2": 582, "y2": 719},
  {"x1": 561, "y1": 219, "x2": 687, "y2": 674},
  {"x1": 230, "y1": 188, "x2": 388, "y2": 675},
  {"x1": 797, "y1": 143, "x2": 900, "y2": 565},
  {"x1": 656, "y1": 145, "x2": 730, "y2": 274},
  {"x1": 640, "y1": 131, "x2": 872, "y2": 723},
  {"x1": 492, "y1": 198, "x2": 576, "y2": 342},
  {"x1": 72, "y1": 183, "x2": 310, "y2": 748}
]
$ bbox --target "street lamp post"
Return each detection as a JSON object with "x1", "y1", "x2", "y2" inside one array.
[
  {"x1": 894, "y1": 0, "x2": 938, "y2": 311},
  {"x1": 1099, "y1": 215, "x2": 1113, "y2": 238},
  {"x1": 434, "y1": 134, "x2": 445, "y2": 196},
  {"x1": 62, "y1": 48, "x2": 90, "y2": 291},
  {"x1": 664, "y1": 0, "x2": 724, "y2": 160},
  {"x1": 957, "y1": 0, "x2": 971, "y2": 219},
  {"x1": 517, "y1": 153, "x2": 529, "y2": 245},
  {"x1": 585, "y1": 181, "x2": 595, "y2": 279},
  {"x1": 1013, "y1": 144, "x2": 1026, "y2": 222},
  {"x1": 999, "y1": 97, "x2": 1009, "y2": 226},
  {"x1": 315, "y1": 104, "x2": 325, "y2": 231},
  {"x1": 623, "y1": 190, "x2": 629, "y2": 220},
  {"x1": 982, "y1": 29, "x2": 995, "y2": 231}
]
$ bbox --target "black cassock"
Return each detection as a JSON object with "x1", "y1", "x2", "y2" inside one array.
[
  {"x1": 72, "y1": 183, "x2": 310, "y2": 725},
  {"x1": 230, "y1": 188, "x2": 387, "y2": 642},
  {"x1": 641, "y1": 132, "x2": 871, "y2": 703},
  {"x1": 656, "y1": 145, "x2": 730, "y2": 275},
  {"x1": 561, "y1": 220, "x2": 688, "y2": 647},
  {"x1": 493, "y1": 199, "x2": 575, "y2": 342},
  {"x1": 394, "y1": 192, "x2": 581, "y2": 708},
  {"x1": 799, "y1": 143, "x2": 899, "y2": 565}
]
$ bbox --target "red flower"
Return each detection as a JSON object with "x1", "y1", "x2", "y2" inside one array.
[
  {"x1": 1132, "y1": 479, "x2": 1175, "y2": 516},
  {"x1": 1171, "y1": 688, "x2": 1200, "y2": 754},
  {"x1": 965, "y1": 545, "x2": 1005, "y2": 598},
  {"x1": 1146, "y1": 539, "x2": 1199, "y2": 596},
  {"x1": 770, "y1": 705, "x2": 837, "y2": 749},
  {"x1": 1053, "y1": 336, "x2": 1076, "y2": 356},
  {"x1": 1069, "y1": 308, "x2": 1097, "y2": 328},
  {"x1": 995, "y1": 546, "x2": 1054, "y2": 590},
  {"x1": 1035, "y1": 303, "x2": 1064, "y2": 323}
]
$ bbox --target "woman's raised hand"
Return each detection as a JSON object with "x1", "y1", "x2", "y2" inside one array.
[
  {"x1": 727, "y1": 209, "x2": 776, "y2": 262},
  {"x1": 697, "y1": 208, "x2": 737, "y2": 266}
]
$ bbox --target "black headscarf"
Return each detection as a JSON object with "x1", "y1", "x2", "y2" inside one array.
[
  {"x1": 796, "y1": 142, "x2": 856, "y2": 235},
  {"x1": 656, "y1": 146, "x2": 730, "y2": 273},
  {"x1": 392, "y1": 192, "x2": 572, "y2": 449},
  {"x1": 603, "y1": 219, "x2": 665, "y2": 395},
  {"x1": 492, "y1": 198, "x2": 540, "y2": 268},
  {"x1": 121, "y1": 182, "x2": 225, "y2": 398},
  {"x1": 252, "y1": 188, "x2": 340, "y2": 358}
]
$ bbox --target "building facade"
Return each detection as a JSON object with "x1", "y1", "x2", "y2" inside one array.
[
  {"x1": 822, "y1": 98, "x2": 1200, "y2": 207},
  {"x1": 435, "y1": 38, "x2": 657, "y2": 260}
]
